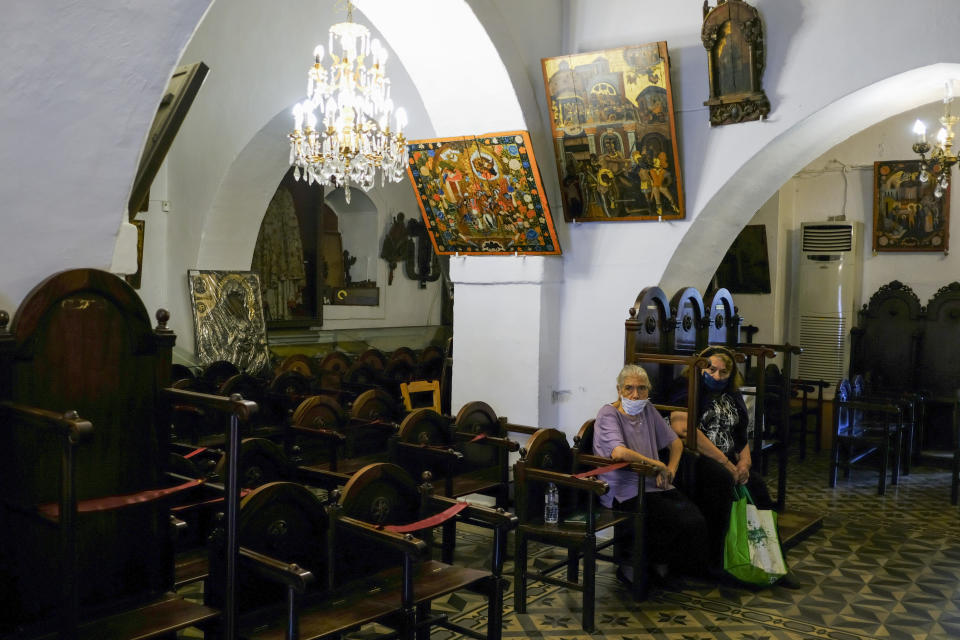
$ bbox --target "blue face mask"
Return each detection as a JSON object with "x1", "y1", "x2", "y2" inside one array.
[
  {"x1": 620, "y1": 396, "x2": 649, "y2": 416},
  {"x1": 702, "y1": 371, "x2": 729, "y2": 391}
]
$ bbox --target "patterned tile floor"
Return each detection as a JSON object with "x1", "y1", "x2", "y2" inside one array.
[
  {"x1": 426, "y1": 444, "x2": 960, "y2": 640},
  {"x1": 181, "y1": 440, "x2": 960, "y2": 639}
]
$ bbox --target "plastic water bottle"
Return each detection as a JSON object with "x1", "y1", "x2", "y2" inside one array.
[{"x1": 544, "y1": 482, "x2": 559, "y2": 524}]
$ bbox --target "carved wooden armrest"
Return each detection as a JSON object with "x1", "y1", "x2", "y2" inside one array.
[
  {"x1": 0, "y1": 400, "x2": 93, "y2": 442},
  {"x1": 288, "y1": 423, "x2": 347, "y2": 444},
  {"x1": 424, "y1": 494, "x2": 517, "y2": 531},
  {"x1": 498, "y1": 417, "x2": 540, "y2": 435},
  {"x1": 523, "y1": 467, "x2": 610, "y2": 496},
  {"x1": 454, "y1": 431, "x2": 521, "y2": 452},
  {"x1": 392, "y1": 441, "x2": 464, "y2": 462},
  {"x1": 162, "y1": 387, "x2": 258, "y2": 421},
  {"x1": 575, "y1": 454, "x2": 660, "y2": 477},
  {"x1": 240, "y1": 546, "x2": 314, "y2": 594},
  {"x1": 336, "y1": 515, "x2": 430, "y2": 556}
]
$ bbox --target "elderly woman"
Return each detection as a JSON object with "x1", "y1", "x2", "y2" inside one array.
[
  {"x1": 669, "y1": 345, "x2": 775, "y2": 569},
  {"x1": 593, "y1": 364, "x2": 708, "y2": 586}
]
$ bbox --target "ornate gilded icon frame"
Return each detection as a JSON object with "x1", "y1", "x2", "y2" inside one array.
[
  {"x1": 702, "y1": 0, "x2": 770, "y2": 126},
  {"x1": 187, "y1": 270, "x2": 272, "y2": 375}
]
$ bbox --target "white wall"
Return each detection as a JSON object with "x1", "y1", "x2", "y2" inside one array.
[
  {"x1": 320, "y1": 181, "x2": 443, "y2": 330},
  {"x1": 156, "y1": 0, "x2": 443, "y2": 348},
  {"x1": 786, "y1": 101, "x2": 959, "y2": 308},
  {"x1": 727, "y1": 193, "x2": 784, "y2": 346},
  {"x1": 543, "y1": 1, "x2": 960, "y2": 436},
  {"x1": 5, "y1": 1, "x2": 960, "y2": 443},
  {"x1": 0, "y1": 0, "x2": 211, "y2": 312}
]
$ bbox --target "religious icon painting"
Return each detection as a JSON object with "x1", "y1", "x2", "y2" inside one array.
[
  {"x1": 541, "y1": 42, "x2": 685, "y2": 222},
  {"x1": 405, "y1": 130, "x2": 561, "y2": 255},
  {"x1": 187, "y1": 270, "x2": 272, "y2": 376},
  {"x1": 873, "y1": 160, "x2": 950, "y2": 253}
]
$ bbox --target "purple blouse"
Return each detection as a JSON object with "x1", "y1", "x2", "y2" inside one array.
[{"x1": 592, "y1": 403, "x2": 678, "y2": 507}]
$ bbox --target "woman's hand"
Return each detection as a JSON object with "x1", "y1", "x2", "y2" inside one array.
[
  {"x1": 735, "y1": 460, "x2": 750, "y2": 485},
  {"x1": 722, "y1": 458, "x2": 740, "y2": 482},
  {"x1": 655, "y1": 462, "x2": 673, "y2": 489}
]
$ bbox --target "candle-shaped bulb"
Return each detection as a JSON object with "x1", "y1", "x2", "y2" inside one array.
[
  {"x1": 313, "y1": 45, "x2": 324, "y2": 64},
  {"x1": 395, "y1": 107, "x2": 408, "y2": 133},
  {"x1": 293, "y1": 103, "x2": 303, "y2": 130},
  {"x1": 914, "y1": 119, "x2": 927, "y2": 143},
  {"x1": 937, "y1": 126, "x2": 948, "y2": 146}
]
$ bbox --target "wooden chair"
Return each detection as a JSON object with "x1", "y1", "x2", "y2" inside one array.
[
  {"x1": 704, "y1": 288, "x2": 742, "y2": 348},
  {"x1": 0, "y1": 269, "x2": 232, "y2": 638},
  {"x1": 513, "y1": 428, "x2": 655, "y2": 633},
  {"x1": 624, "y1": 286, "x2": 673, "y2": 399},
  {"x1": 850, "y1": 281, "x2": 923, "y2": 398},
  {"x1": 852, "y1": 374, "x2": 919, "y2": 477},
  {"x1": 417, "y1": 344, "x2": 445, "y2": 381},
  {"x1": 912, "y1": 391, "x2": 960, "y2": 504},
  {"x1": 789, "y1": 377, "x2": 828, "y2": 459},
  {"x1": 573, "y1": 419, "x2": 659, "y2": 601},
  {"x1": 211, "y1": 464, "x2": 513, "y2": 640},
  {"x1": 670, "y1": 286, "x2": 707, "y2": 355},
  {"x1": 400, "y1": 379, "x2": 442, "y2": 413},
  {"x1": 914, "y1": 283, "x2": 960, "y2": 493},
  {"x1": 290, "y1": 390, "x2": 402, "y2": 488},
  {"x1": 829, "y1": 378, "x2": 904, "y2": 495}
]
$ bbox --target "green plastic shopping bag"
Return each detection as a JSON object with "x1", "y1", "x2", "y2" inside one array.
[{"x1": 723, "y1": 485, "x2": 788, "y2": 585}]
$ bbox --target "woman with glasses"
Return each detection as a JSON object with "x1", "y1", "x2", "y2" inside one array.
[{"x1": 593, "y1": 363, "x2": 708, "y2": 588}]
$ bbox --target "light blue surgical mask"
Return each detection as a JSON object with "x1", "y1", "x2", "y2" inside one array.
[{"x1": 620, "y1": 396, "x2": 649, "y2": 416}]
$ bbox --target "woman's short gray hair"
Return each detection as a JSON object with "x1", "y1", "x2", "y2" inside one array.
[{"x1": 616, "y1": 364, "x2": 649, "y2": 388}]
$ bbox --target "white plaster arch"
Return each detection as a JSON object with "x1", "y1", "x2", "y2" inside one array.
[
  {"x1": 660, "y1": 64, "x2": 960, "y2": 293},
  {"x1": 193, "y1": 0, "x2": 525, "y2": 270}
]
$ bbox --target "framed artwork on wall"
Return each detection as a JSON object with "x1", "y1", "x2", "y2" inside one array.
[
  {"x1": 187, "y1": 270, "x2": 271, "y2": 375},
  {"x1": 405, "y1": 130, "x2": 561, "y2": 255},
  {"x1": 541, "y1": 42, "x2": 685, "y2": 222},
  {"x1": 711, "y1": 224, "x2": 771, "y2": 293},
  {"x1": 873, "y1": 160, "x2": 950, "y2": 253},
  {"x1": 129, "y1": 62, "x2": 209, "y2": 217},
  {"x1": 124, "y1": 219, "x2": 146, "y2": 290}
]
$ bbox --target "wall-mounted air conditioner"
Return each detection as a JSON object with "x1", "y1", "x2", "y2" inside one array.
[{"x1": 793, "y1": 222, "x2": 862, "y2": 391}]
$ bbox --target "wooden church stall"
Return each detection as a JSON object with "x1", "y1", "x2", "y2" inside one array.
[
  {"x1": 850, "y1": 281, "x2": 960, "y2": 502},
  {"x1": 624, "y1": 284, "x2": 822, "y2": 544},
  {"x1": 0, "y1": 269, "x2": 263, "y2": 638}
]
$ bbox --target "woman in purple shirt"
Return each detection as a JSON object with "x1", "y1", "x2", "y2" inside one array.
[{"x1": 593, "y1": 364, "x2": 708, "y2": 586}]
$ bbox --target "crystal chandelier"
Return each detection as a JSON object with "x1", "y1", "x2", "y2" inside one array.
[
  {"x1": 289, "y1": 1, "x2": 408, "y2": 203},
  {"x1": 911, "y1": 81, "x2": 959, "y2": 198}
]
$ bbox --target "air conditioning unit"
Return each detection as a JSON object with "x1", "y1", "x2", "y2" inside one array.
[{"x1": 793, "y1": 222, "x2": 862, "y2": 392}]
